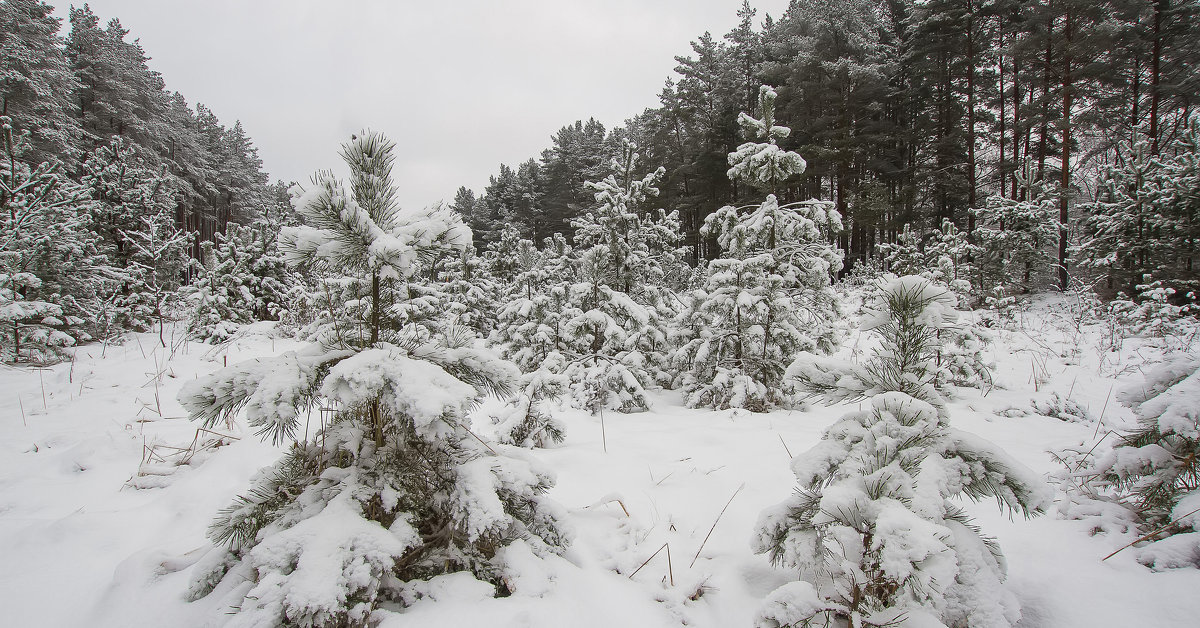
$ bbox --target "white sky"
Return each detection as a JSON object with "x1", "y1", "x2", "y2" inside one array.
[{"x1": 46, "y1": 0, "x2": 790, "y2": 210}]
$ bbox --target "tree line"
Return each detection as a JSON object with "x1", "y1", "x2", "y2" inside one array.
[
  {"x1": 457, "y1": 0, "x2": 1200, "y2": 299},
  {"x1": 1, "y1": 0, "x2": 286, "y2": 360}
]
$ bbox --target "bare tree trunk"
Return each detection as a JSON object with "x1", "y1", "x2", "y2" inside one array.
[
  {"x1": 1058, "y1": 8, "x2": 1073, "y2": 291},
  {"x1": 370, "y1": 272, "x2": 380, "y2": 345},
  {"x1": 966, "y1": 6, "x2": 978, "y2": 235},
  {"x1": 1149, "y1": 0, "x2": 1164, "y2": 155}
]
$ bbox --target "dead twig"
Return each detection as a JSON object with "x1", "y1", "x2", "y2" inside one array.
[{"x1": 1103, "y1": 507, "x2": 1200, "y2": 561}]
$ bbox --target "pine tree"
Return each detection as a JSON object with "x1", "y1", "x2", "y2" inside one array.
[
  {"x1": 491, "y1": 235, "x2": 569, "y2": 374},
  {"x1": 726, "y1": 85, "x2": 806, "y2": 195},
  {"x1": 973, "y1": 179, "x2": 1061, "y2": 296},
  {"x1": 540, "y1": 118, "x2": 610, "y2": 242},
  {"x1": 571, "y1": 140, "x2": 685, "y2": 388},
  {"x1": 1079, "y1": 120, "x2": 1200, "y2": 301},
  {"x1": 1072, "y1": 351, "x2": 1200, "y2": 569},
  {"x1": 0, "y1": 115, "x2": 107, "y2": 361},
  {"x1": 186, "y1": 222, "x2": 293, "y2": 343},
  {"x1": 756, "y1": 276, "x2": 1048, "y2": 628},
  {"x1": 435, "y1": 246, "x2": 498, "y2": 339},
  {"x1": 493, "y1": 368, "x2": 568, "y2": 449},
  {"x1": 182, "y1": 131, "x2": 567, "y2": 626},
  {"x1": 556, "y1": 245, "x2": 655, "y2": 414},
  {"x1": 121, "y1": 201, "x2": 189, "y2": 346},
  {"x1": 674, "y1": 87, "x2": 843, "y2": 410},
  {"x1": 0, "y1": 0, "x2": 83, "y2": 168}
]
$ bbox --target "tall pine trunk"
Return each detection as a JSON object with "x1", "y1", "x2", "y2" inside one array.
[
  {"x1": 1149, "y1": 0, "x2": 1164, "y2": 155},
  {"x1": 1058, "y1": 8, "x2": 1073, "y2": 291}
]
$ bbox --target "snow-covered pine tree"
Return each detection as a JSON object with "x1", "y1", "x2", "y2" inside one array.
[
  {"x1": 557, "y1": 244, "x2": 654, "y2": 414},
  {"x1": 121, "y1": 201, "x2": 189, "y2": 346},
  {"x1": 755, "y1": 276, "x2": 1048, "y2": 628},
  {"x1": 1080, "y1": 121, "x2": 1200, "y2": 301},
  {"x1": 0, "y1": 115, "x2": 107, "y2": 362},
  {"x1": 482, "y1": 222, "x2": 524, "y2": 285},
  {"x1": 186, "y1": 222, "x2": 293, "y2": 343},
  {"x1": 573, "y1": 139, "x2": 683, "y2": 297},
  {"x1": 876, "y1": 219, "x2": 993, "y2": 392},
  {"x1": 491, "y1": 235, "x2": 569, "y2": 373},
  {"x1": 493, "y1": 367, "x2": 568, "y2": 449},
  {"x1": 1070, "y1": 352, "x2": 1200, "y2": 569},
  {"x1": 181, "y1": 131, "x2": 567, "y2": 626},
  {"x1": 877, "y1": 223, "x2": 926, "y2": 277},
  {"x1": 726, "y1": 85, "x2": 806, "y2": 195},
  {"x1": 80, "y1": 136, "x2": 191, "y2": 338},
  {"x1": 560, "y1": 140, "x2": 683, "y2": 401},
  {"x1": 878, "y1": 219, "x2": 974, "y2": 302},
  {"x1": 972, "y1": 177, "x2": 1060, "y2": 296},
  {"x1": 434, "y1": 246, "x2": 498, "y2": 338},
  {"x1": 0, "y1": 0, "x2": 84, "y2": 169},
  {"x1": 673, "y1": 85, "x2": 843, "y2": 411}
]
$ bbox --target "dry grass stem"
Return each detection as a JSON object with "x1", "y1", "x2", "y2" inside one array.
[{"x1": 690, "y1": 483, "x2": 745, "y2": 568}]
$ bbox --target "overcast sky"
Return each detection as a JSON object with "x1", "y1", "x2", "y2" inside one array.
[{"x1": 46, "y1": 0, "x2": 791, "y2": 210}]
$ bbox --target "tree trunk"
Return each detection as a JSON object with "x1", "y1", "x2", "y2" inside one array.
[
  {"x1": 1037, "y1": 2, "x2": 1054, "y2": 183},
  {"x1": 966, "y1": 7, "x2": 978, "y2": 235},
  {"x1": 370, "y1": 272, "x2": 380, "y2": 345},
  {"x1": 1149, "y1": 0, "x2": 1164, "y2": 155},
  {"x1": 1058, "y1": 8, "x2": 1073, "y2": 291}
]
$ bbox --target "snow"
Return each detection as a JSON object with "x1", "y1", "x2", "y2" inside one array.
[{"x1": 2, "y1": 297, "x2": 1200, "y2": 627}]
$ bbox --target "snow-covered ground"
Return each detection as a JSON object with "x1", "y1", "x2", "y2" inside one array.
[{"x1": 2, "y1": 298, "x2": 1199, "y2": 627}]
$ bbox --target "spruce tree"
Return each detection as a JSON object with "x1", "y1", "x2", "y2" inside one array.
[{"x1": 181, "y1": 131, "x2": 566, "y2": 626}]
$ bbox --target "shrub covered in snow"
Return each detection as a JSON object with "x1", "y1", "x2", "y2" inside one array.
[
  {"x1": 756, "y1": 276, "x2": 1049, "y2": 628},
  {"x1": 180, "y1": 132, "x2": 568, "y2": 626}
]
